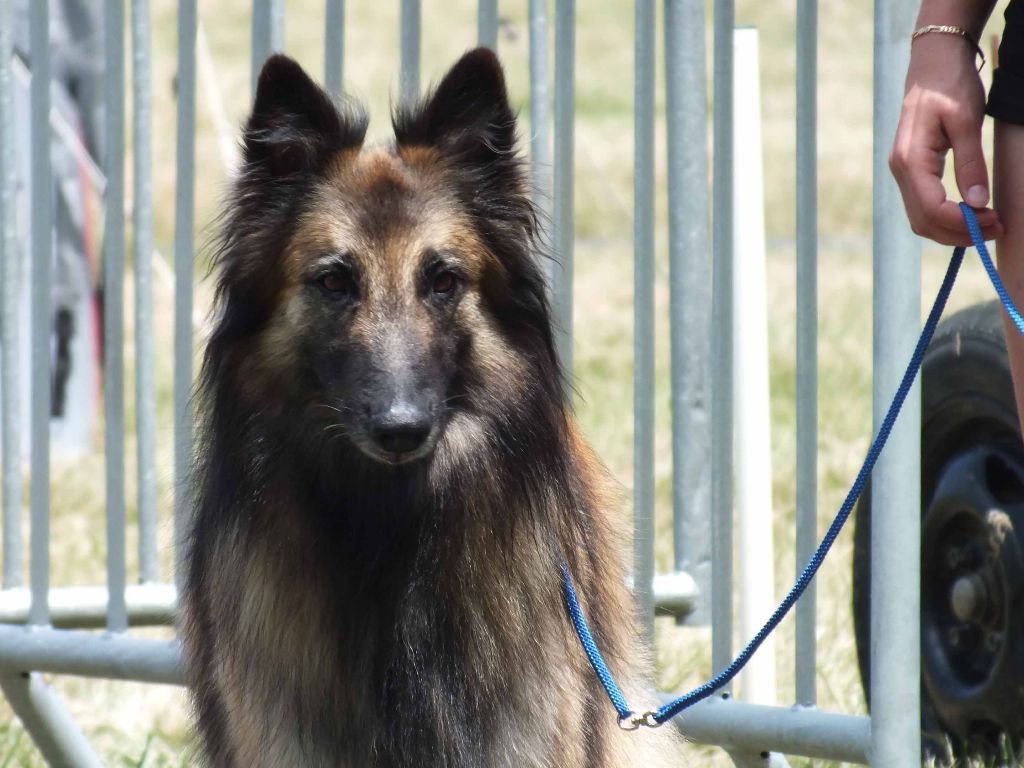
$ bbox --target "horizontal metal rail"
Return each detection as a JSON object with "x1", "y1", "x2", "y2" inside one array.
[
  {"x1": 670, "y1": 697, "x2": 870, "y2": 764},
  {"x1": 0, "y1": 578, "x2": 695, "y2": 627},
  {"x1": 0, "y1": 625, "x2": 183, "y2": 685},
  {"x1": 0, "y1": 627, "x2": 873, "y2": 764},
  {"x1": 0, "y1": 584, "x2": 176, "y2": 628},
  {"x1": 0, "y1": 627, "x2": 874, "y2": 765}
]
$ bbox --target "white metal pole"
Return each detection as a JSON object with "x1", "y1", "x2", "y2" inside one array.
[{"x1": 731, "y1": 26, "x2": 776, "y2": 706}]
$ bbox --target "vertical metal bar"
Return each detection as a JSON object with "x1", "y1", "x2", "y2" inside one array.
[
  {"x1": 0, "y1": 672, "x2": 103, "y2": 767},
  {"x1": 0, "y1": 0, "x2": 22, "y2": 590},
  {"x1": 271, "y1": 0, "x2": 285, "y2": 51},
  {"x1": 633, "y1": 0, "x2": 655, "y2": 642},
  {"x1": 133, "y1": 0, "x2": 158, "y2": 586},
  {"x1": 251, "y1": 1, "x2": 268, "y2": 94},
  {"x1": 400, "y1": 0, "x2": 421, "y2": 105},
  {"x1": 28, "y1": 0, "x2": 51, "y2": 628},
  {"x1": 528, "y1": 0, "x2": 551, "y2": 235},
  {"x1": 104, "y1": 0, "x2": 128, "y2": 633},
  {"x1": 175, "y1": 0, "x2": 198, "y2": 593},
  {"x1": 794, "y1": 0, "x2": 818, "y2": 707},
  {"x1": 478, "y1": 0, "x2": 498, "y2": 49},
  {"x1": 710, "y1": 0, "x2": 735, "y2": 678},
  {"x1": 552, "y1": 0, "x2": 574, "y2": 375},
  {"x1": 665, "y1": 0, "x2": 711, "y2": 626},
  {"x1": 871, "y1": 0, "x2": 921, "y2": 763},
  {"x1": 251, "y1": 0, "x2": 285, "y2": 96},
  {"x1": 324, "y1": 0, "x2": 345, "y2": 96}
]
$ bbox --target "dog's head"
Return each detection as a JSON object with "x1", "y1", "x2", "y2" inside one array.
[{"x1": 210, "y1": 50, "x2": 560, "y2": 467}]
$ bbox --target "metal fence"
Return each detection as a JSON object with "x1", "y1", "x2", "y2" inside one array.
[{"x1": 0, "y1": 0, "x2": 924, "y2": 765}]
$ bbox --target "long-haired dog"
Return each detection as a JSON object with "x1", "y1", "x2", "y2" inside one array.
[{"x1": 183, "y1": 48, "x2": 683, "y2": 767}]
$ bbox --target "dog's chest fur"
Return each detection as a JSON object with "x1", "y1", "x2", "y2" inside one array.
[{"x1": 197, "y1": 499, "x2": 590, "y2": 768}]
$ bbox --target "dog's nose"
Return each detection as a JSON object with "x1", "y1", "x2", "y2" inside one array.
[{"x1": 370, "y1": 406, "x2": 432, "y2": 456}]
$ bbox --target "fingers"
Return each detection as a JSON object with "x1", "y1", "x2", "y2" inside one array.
[
  {"x1": 946, "y1": 107, "x2": 991, "y2": 208},
  {"x1": 890, "y1": 108, "x2": 1004, "y2": 245},
  {"x1": 900, "y1": 180, "x2": 1003, "y2": 245},
  {"x1": 916, "y1": 201, "x2": 1003, "y2": 246},
  {"x1": 894, "y1": 164, "x2": 1003, "y2": 245}
]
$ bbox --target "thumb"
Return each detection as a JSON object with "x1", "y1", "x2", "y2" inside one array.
[{"x1": 947, "y1": 112, "x2": 990, "y2": 207}]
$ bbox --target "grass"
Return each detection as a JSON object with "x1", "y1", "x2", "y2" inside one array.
[{"x1": 0, "y1": 0, "x2": 1012, "y2": 764}]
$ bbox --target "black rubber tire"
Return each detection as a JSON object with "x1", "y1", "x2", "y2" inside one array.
[{"x1": 852, "y1": 299, "x2": 1024, "y2": 763}]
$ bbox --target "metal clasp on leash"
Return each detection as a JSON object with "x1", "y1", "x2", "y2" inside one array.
[{"x1": 617, "y1": 711, "x2": 661, "y2": 730}]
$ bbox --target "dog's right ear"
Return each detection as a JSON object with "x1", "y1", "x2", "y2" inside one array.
[{"x1": 244, "y1": 55, "x2": 367, "y2": 177}]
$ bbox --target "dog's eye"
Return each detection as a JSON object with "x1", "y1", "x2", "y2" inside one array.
[
  {"x1": 320, "y1": 273, "x2": 352, "y2": 295},
  {"x1": 432, "y1": 271, "x2": 457, "y2": 295}
]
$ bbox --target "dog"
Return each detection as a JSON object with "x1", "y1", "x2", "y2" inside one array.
[{"x1": 182, "y1": 48, "x2": 683, "y2": 767}]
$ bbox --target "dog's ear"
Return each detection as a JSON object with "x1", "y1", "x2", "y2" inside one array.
[
  {"x1": 393, "y1": 48, "x2": 516, "y2": 166},
  {"x1": 244, "y1": 54, "x2": 367, "y2": 176}
]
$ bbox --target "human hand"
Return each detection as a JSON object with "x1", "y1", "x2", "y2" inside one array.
[{"x1": 889, "y1": 32, "x2": 1004, "y2": 245}]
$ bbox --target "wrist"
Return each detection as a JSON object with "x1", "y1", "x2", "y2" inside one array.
[
  {"x1": 910, "y1": 26, "x2": 985, "y2": 70},
  {"x1": 914, "y1": 0, "x2": 995, "y2": 41},
  {"x1": 913, "y1": 24, "x2": 983, "y2": 69}
]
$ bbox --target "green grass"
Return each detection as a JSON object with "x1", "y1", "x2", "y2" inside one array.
[{"x1": 0, "y1": 0, "x2": 1013, "y2": 764}]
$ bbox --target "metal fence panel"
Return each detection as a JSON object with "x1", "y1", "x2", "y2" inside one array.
[{"x1": 0, "y1": 2, "x2": 931, "y2": 764}]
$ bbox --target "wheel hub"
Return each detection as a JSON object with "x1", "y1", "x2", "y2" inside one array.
[{"x1": 950, "y1": 567, "x2": 1001, "y2": 626}]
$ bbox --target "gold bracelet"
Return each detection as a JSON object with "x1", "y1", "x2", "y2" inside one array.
[{"x1": 911, "y1": 24, "x2": 986, "y2": 72}]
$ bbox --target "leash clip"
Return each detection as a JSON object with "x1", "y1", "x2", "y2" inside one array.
[{"x1": 618, "y1": 711, "x2": 661, "y2": 730}]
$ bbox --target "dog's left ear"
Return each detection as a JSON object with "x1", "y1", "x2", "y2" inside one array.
[{"x1": 393, "y1": 48, "x2": 517, "y2": 170}]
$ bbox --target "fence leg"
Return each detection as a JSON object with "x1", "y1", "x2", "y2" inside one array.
[{"x1": 0, "y1": 671, "x2": 103, "y2": 767}]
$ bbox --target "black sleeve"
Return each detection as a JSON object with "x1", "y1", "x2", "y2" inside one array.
[{"x1": 988, "y1": 0, "x2": 1024, "y2": 126}]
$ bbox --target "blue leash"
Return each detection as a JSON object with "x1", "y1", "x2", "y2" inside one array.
[{"x1": 563, "y1": 203, "x2": 1022, "y2": 729}]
